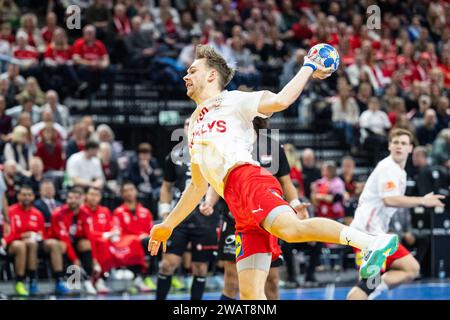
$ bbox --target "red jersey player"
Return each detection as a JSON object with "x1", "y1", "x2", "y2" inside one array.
[{"x1": 150, "y1": 45, "x2": 400, "y2": 300}]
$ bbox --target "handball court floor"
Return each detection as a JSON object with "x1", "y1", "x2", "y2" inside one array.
[{"x1": 51, "y1": 281, "x2": 450, "y2": 300}]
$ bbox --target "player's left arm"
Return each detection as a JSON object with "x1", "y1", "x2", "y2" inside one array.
[
  {"x1": 383, "y1": 193, "x2": 445, "y2": 208},
  {"x1": 257, "y1": 63, "x2": 332, "y2": 114}
]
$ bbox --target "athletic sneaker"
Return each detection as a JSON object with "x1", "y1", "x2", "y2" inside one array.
[
  {"x1": 171, "y1": 276, "x2": 185, "y2": 290},
  {"x1": 144, "y1": 276, "x2": 156, "y2": 291},
  {"x1": 95, "y1": 278, "x2": 111, "y2": 294},
  {"x1": 133, "y1": 276, "x2": 152, "y2": 293},
  {"x1": 360, "y1": 234, "x2": 399, "y2": 279},
  {"x1": 15, "y1": 281, "x2": 29, "y2": 297},
  {"x1": 83, "y1": 280, "x2": 97, "y2": 295},
  {"x1": 55, "y1": 280, "x2": 71, "y2": 295},
  {"x1": 29, "y1": 280, "x2": 39, "y2": 295}
]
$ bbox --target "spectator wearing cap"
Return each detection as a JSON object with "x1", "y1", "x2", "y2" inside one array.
[
  {"x1": 124, "y1": 15, "x2": 159, "y2": 68},
  {"x1": 72, "y1": 25, "x2": 110, "y2": 96},
  {"x1": 66, "y1": 139, "x2": 104, "y2": 189}
]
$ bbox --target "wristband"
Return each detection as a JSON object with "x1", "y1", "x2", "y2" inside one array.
[
  {"x1": 289, "y1": 199, "x2": 301, "y2": 208},
  {"x1": 302, "y1": 63, "x2": 317, "y2": 72},
  {"x1": 158, "y1": 203, "x2": 171, "y2": 214}
]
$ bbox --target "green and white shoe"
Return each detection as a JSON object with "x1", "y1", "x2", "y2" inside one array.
[
  {"x1": 171, "y1": 276, "x2": 185, "y2": 290},
  {"x1": 15, "y1": 281, "x2": 29, "y2": 297},
  {"x1": 144, "y1": 276, "x2": 156, "y2": 291},
  {"x1": 360, "y1": 234, "x2": 399, "y2": 279}
]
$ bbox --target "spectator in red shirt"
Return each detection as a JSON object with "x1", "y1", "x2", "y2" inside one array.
[
  {"x1": 43, "y1": 28, "x2": 79, "y2": 99},
  {"x1": 18, "y1": 13, "x2": 45, "y2": 52},
  {"x1": 41, "y1": 12, "x2": 58, "y2": 45},
  {"x1": 286, "y1": 14, "x2": 313, "y2": 46},
  {"x1": 113, "y1": 181, "x2": 155, "y2": 292},
  {"x1": 79, "y1": 187, "x2": 146, "y2": 293},
  {"x1": 34, "y1": 124, "x2": 65, "y2": 172},
  {"x1": 413, "y1": 52, "x2": 432, "y2": 83},
  {"x1": 73, "y1": 25, "x2": 111, "y2": 96},
  {"x1": 4, "y1": 185, "x2": 71, "y2": 296},
  {"x1": 12, "y1": 31, "x2": 40, "y2": 78},
  {"x1": 50, "y1": 187, "x2": 98, "y2": 295}
]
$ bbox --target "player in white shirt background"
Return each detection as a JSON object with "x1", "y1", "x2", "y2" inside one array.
[
  {"x1": 347, "y1": 129, "x2": 445, "y2": 300},
  {"x1": 148, "y1": 44, "x2": 402, "y2": 300}
]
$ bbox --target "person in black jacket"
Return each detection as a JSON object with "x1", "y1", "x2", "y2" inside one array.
[
  {"x1": 33, "y1": 179, "x2": 61, "y2": 226},
  {"x1": 124, "y1": 16, "x2": 159, "y2": 68}
]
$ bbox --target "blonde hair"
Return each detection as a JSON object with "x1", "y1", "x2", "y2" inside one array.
[
  {"x1": 12, "y1": 125, "x2": 29, "y2": 143},
  {"x1": 195, "y1": 45, "x2": 235, "y2": 88}
]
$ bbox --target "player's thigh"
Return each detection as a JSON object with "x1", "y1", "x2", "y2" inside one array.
[
  {"x1": 75, "y1": 238, "x2": 92, "y2": 252},
  {"x1": 7, "y1": 240, "x2": 26, "y2": 256},
  {"x1": 389, "y1": 253, "x2": 420, "y2": 275},
  {"x1": 190, "y1": 225, "x2": 217, "y2": 264},
  {"x1": 261, "y1": 209, "x2": 308, "y2": 242}
]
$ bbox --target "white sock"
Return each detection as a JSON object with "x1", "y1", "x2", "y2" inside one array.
[
  {"x1": 368, "y1": 280, "x2": 389, "y2": 300},
  {"x1": 339, "y1": 226, "x2": 375, "y2": 250}
]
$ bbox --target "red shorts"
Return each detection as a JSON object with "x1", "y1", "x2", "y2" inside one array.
[
  {"x1": 354, "y1": 243, "x2": 410, "y2": 271},
  {"x1": 224, "y1": 164, "x2": 291, "y2": 262}
]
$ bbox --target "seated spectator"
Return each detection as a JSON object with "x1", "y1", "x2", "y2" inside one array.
[
  {"x1": 387, "y1": 97, "x2": 407, "y2": 127},
  {"x1": 78, "y1": 187, "x2": 146, "y2": 293},
  {"x1": 0, "y1": 95, "x2": 12, "y2": 152},
  {"x1": 412, "y1": 52, "x2": 432, "y2": 83},
  {"x1": 283, "y1": 143, "x2": 304, "y2": 197},
  {"x1": 41, "y1": 12, "x2": 58, "y2": 44},
  {"x1": 355, "y1": 82, "x2": 372, "y2": 113},
  {"x1": 50, "y1": 187, "x2": 98, "y2": 295},
  {"x1": 3, "y1": 125, "x2": 32, "y2": 176},
  {"x1": 279, "y1": 48, "x2": 305, "y2": 88},
  {"x1": 66, "y1": 121, "x2": 89, "y2": 160},
  {"x1": 11, "y1": 31, "x2": 40, "y2": 78},
  {"x1": 17, "y1": 13, "x2": 45, "y2": 52},
  {"x1": 431, "y1": 129, "x2": 450, "y2": 168},
  {"x1": 359, "y1": 97, "x2": 391, "y2": 163},
  {"x1": 285, "y1": 13, "x2": 313, "y2": 46},
  {"x1": 311, "y1": 161, "x2": 346, "y2": 221},
  {"x1": 346, "y1": 50, "x2": 365, "y2": 88},
  {"x1": 416, "y1": 109, "x2": 439, "y2": 147},
  {"x1": 124, "y1": 15, "x2": 159, "y2": 68},
  {"x1": 107, "y1": 3, "x2": 131, "y2": 65},
  {"x1": 72, "y1": 25, "x2": 110, "y2": 96},
  {"x1": 151, "y1": 0, "x2": 181, "y2": 35},
  {"x1": 177, "y1": 11, "x2": 201, "y2": 44},
  {"x1": 31, "y1": 109, "x2": 67, "y2": 143},
  {"x1": 3, "y1": 159, "x2": 27, "y2": 204},
  {"x1": 0, "y1": 32, "x2": 11, "y2": 73},
  {"x1": 339, "y1": 156, "x2": 363, "y2": 225},
  {"x1": 16, "y1": 111, "x2": 33, "y2": 144},
  {"x1": 0, "y1": 2, "x2": 20, "y2": 33},
  {"x1": 41, "y1": 90, "x2": 71, "y2": 130},
  {"x1": 33, "y1": 179, "x2": 61, "y2": 225},
  {"x1": 15, "y1": 76, "x2": 45, "y2": 106},
  {"x1": 411, "y1": 94, "x2": 432, "y2": 127},
  {"x1": 0, "y1": 63, "x2": 25, "y2": 99},
  {"x1": 84, "y1": 0, "x2": 111, "y2": 39},
  {"x1": 43, "y1": 28, "x2": 79, "y2": 98},
  {"x1": 96, "y1": 123, "x2": 122, "y2": 158},
  {"x1": 6, "y1": 94, "x2": 41, "y2": 125},
  {"x1": 0, "y1": 77, "x2": 17, "y2": 108},
  {"x1": 99, "y1": 142, "x2": 120, "y2": 197},
  {"x1": 113, "y1": 182, "x2": 155, "y2": 292},
  {"x1": 3, "y1": 185, "x2": 71, "y2": 296},
  {"x1": 125, "y1": 142, "x2": 162, "y2": 211},
  {"x1": 436, "y1": 96, "x2": 450, "y2": 131},
  {"x1": 34, "y1": 124, "x2": 65, "y2": 172},
  {"x1": 331, "y1": 80, "x2": 359, "y2": 147},
  {"x1": 208, "y1": 31, "x2": 235, "y2": 68},
  {"x1": 66, "y1": 140, "x2": 104, "y2": 189},
  {"x1": 177, "y1": 32, "x2": 201, "y2": 69},
  {"x1": 301, "y1": 148, "x2": 321, "y2": 200},
  {"x1": 230, "y1": 36, "x2": 261, "y2": 89},
  {"x1": 28, "y1": 157, "x2": 45, "y2": 197}
]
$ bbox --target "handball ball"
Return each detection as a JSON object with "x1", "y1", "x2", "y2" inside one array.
[{"x1": 307, "y1": 43, "x2": 340, "y2": 73}]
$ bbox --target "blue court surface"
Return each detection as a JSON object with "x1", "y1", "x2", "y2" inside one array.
[{"x1": 58, "y1": 281, "x2": 450, "y2": 300}]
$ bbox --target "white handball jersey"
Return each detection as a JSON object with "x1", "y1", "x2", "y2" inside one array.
[
  {"x1": 187, "y1": 90, "x2": 269, "y2": 196},
  {"x1": 350, "y1": 156, "x2": 407, "y2": 235}
]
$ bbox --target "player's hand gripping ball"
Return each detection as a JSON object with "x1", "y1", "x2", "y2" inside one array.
[{"x1": 303, "y1": 43, "x2": 340, "y2": 79}]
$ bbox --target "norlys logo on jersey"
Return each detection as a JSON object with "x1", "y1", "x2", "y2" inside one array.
[{"x1": 192, "y1": 120, "x2": 227, "y2": 137}]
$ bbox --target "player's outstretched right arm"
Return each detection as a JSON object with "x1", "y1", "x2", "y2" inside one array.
[
  {"x1": 149, "y1": 163, "x2": 208, "y2": 255},
  {"x1": 383, "y1": 192, "x2": 445, "y2": 208}
]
